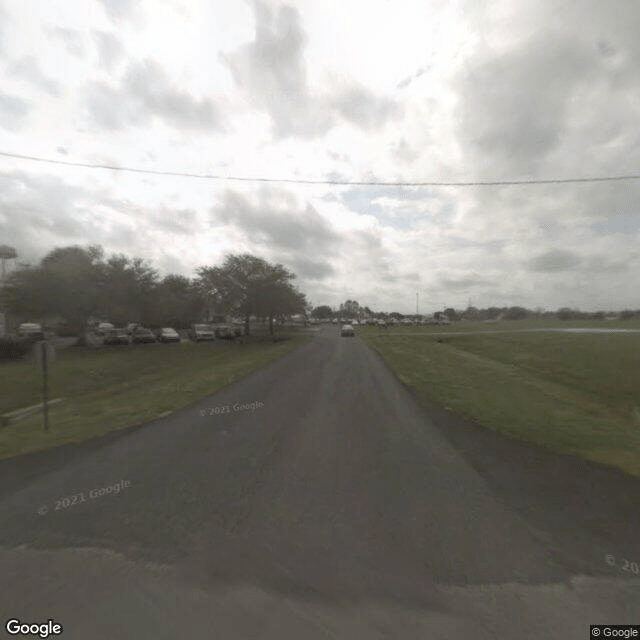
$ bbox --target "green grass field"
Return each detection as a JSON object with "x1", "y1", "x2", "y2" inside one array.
[
  {"x1": 0, "y1": 334, "x2": 310, "y2": 460},
  {"x1": 358, "y1": 320, "x2": 640, "y2": 477}
]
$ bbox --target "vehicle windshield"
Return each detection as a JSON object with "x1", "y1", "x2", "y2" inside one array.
[{"x1": 0, "y1": 2, "x2": 639, "y2": 638}]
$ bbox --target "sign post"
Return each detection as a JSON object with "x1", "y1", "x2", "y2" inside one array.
[{"x1": 35, "y1": 340, "x2": 56, "y2": 431}]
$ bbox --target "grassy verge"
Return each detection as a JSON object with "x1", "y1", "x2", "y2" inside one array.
[
  {"x1": 358, "y1": 323, "x2": 640, "y2": 477},
  {"x1": 0, "y1": 334, "x2": 309, "y2": 460},
  {"x1": 375, "y1": 317, "x2": 640, "y2": 333}
]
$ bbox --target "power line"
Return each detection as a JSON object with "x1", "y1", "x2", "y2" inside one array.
[{"x1": 1, "y1": 150, "x2": 640, "y2": 186}]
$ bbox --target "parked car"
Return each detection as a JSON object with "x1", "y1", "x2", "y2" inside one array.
[
  {"x1": 340, "y1": 324, "x2": 355, "y2": 337},
  {"x1": 131, "y1": 327, "x2": 156, "y2": 344},
  {"x1": 189, "y1": 324, "x2": 215, "y2": 342},
  {"x1": 96, "y1": 322, "x2": 115, "y2": 336},
  {"x1": 231, "y1": 323, "x2": 245, "y2": 337},
  {"x1": 103, "y1": 328, "x2": 130, "y2": 345},
  {"x1": 157, "y1": 327, "x2": 180, "y2": 343},
  {"x1": 18, "y1": 323, "x2": 45, "y2": 340},
  {"x1": 126, "y1": 323, "x2": 140, "y2": 335},
  {"x1": 377, "y1": 320, "x2": 387, "y2": 328},
  {"x1": 213, "y1": 324, "x2": 236, "y2": 340}
]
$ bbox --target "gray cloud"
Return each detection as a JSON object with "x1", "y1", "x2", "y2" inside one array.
[
  {"x1": 46, "y1": 26, "x2": 84, "y2": 57},
  {"x1": 391, "y1": 138, "x2": 419, "y2": 164},
  {"x1": 221, "y1": 3, "x2": 331, "y2": 139},
  {"x1": 528, "y1": 249, "x2": 582, "y2": 272},
  {"x1": 439, "y1": 275, "x2": 494, "y2": 290},
  {"x1": 221, "y1": 2, "x2": 400, "y2": 138},
  {"x1": 327, "y1": 150, "x2": 350, "y2": 162},
  {"x1": 152, "y1": 207, "x2": 197, "y2": 235},
  {"x1": 0, "y1": 91, "x2": 30, "y2": 129},
  {"x1": 283, "y1": 256, "x2": 335, "y2": 280},
  {"x1": 97, "y1": 0, "x2": 141, "y2": 23},
  {"x1": 331, "y1": 84, "x2": 401, "y2": 131},
  {"x1": 0, "y1": 172, "x2": 104, "y2": 257},
  {"x1": 584, "y1": 255, "x2": 630, "y2": 274},
  {"x1": 212, "y1": 188, "x2": 341, "y2": 256},
  {"x1": 351, "y1": 229, "x2": 398, "y2": 283},
  {"x1": 397, "y1": 65, "x2": 428, "y2": 90},
  {"x1": 93, "y1": 31, "x2": 124, "y2": 73},
  {"x1": 7, "y1": 56, "x2": 63, "y2": 96},
  {"x1": 85, "y1": 58, "x2": 225, "y2": 131},
  {"x1": 456, "y1": 34, "x2": 597, "y2": 176}
]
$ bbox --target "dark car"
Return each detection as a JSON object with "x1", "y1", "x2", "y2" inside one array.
[
  {"x1": 213, "y1": 324, "x2": 236, "y2": 340},
  {"x1": 131, "y1": 327, "x2": 156, "y2": 344},
  {"x1": 157, "y1": 327, "x2": 181, "y2": 343},
  {"x1": 189, "y1": 324, "x2": 215, "y2": 342},
  {"x1": 232, "y1": 323, "x2": 244, "y2": 337},
  {"x1": 103, "y1": 329, "x2": 130, "y2": 345}
]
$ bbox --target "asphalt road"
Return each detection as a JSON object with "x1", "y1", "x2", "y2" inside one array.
[{"x1": 0, "y1": 326, "x2": 638, "y2": 638}]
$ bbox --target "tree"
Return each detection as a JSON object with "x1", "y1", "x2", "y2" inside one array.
[
  {"x1": 0, "y1": 245, "x2": 18, "y2": 280},
  {"x1": 504, "y1": 306, "x2": 528, "y2": 320},
  {"x1": 443, "y1": 307, "x2": 459, "y2": 321},
  {"x1": 196, "y1": 254, "x2": 305, "y2": 336},
  {"x1": 339, "y1": 300, "x2": 360, "y2": 317},
  {"x1": 151, "y1": 275, "x2": 204, "y2": 328},
  {"x1": 0, "y1": 245, "x2": 106, "y2": 340},
  {"x1": 462, "y1": 306, "x2": 480, "y2": 320},
  {"x1": 312, "y1": 305, "x2": 333, "y2": 319},
  {"x1": 557, "y1": 307, "x2": 578, "y2": 320},
  {"x1": 0, "y1": 264, "x2": 56, "y2": 322},
  {"x1": 96, "y1": 253, "x2": 158, "y2": 326}
]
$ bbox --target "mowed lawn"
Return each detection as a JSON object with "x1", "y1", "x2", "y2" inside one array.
[
  {"x1": 359, "y1": 321, "x2": 640, "y2": 477},
  {"x1": 0, "y1": 334, "x2": 310, "y2": 459}
]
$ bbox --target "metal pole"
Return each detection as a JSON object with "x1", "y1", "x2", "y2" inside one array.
[{"x1": 42, "y1": 341, "x2": 49, "y2": 432}]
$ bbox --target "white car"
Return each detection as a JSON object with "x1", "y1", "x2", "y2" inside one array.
[
  {"x1": 96, "y1": 322, "x2": 115, "y2": 336},
  {"x1": 340, "y1": 324, "x2": 355, "y2": 337},
  {"x1": 18, "y1": 323, "x2": 45, "y2": 340}
]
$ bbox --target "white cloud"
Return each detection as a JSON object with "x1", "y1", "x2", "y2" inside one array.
[{"x1": 1, "y1": 0, "x2": 639, "y2": 312}]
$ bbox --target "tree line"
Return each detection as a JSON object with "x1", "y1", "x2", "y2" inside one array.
[
  {"x1": 311, "y1": 302, "x2": 639, "y2": 321},
  {"x1": 0, "y1": 245, "x2": 309, "y2": 337}
]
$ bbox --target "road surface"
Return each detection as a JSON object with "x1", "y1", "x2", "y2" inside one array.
[{"x1": 0, "y1": 326, "x2": 638, "y2": 638}]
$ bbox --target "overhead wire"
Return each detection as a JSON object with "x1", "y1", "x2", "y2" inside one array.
[{"x1": 1, "y1": 150, "x2": 639, "y2": 186}]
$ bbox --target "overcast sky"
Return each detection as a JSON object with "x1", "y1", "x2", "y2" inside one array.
[{"x1": 1, "y1": 0, "x2": 639, "y2": 313}]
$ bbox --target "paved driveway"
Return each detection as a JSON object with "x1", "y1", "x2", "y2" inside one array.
[{"x1": 0, "y1": 326, "x2": 638, "y2": 639}]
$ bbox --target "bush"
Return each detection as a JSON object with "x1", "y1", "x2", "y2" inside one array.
[{"x1": 0, "y1": 336, "x2": 33, "y2": 360}]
